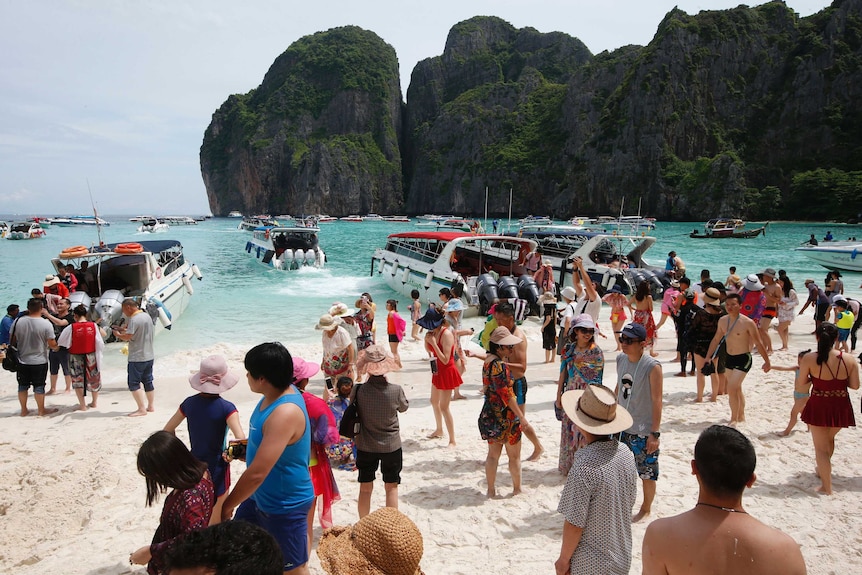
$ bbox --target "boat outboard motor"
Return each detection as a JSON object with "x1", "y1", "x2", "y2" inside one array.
[
  {"x1": 476, "y1": 273, "x2": 500, "y2": 315},
  {"x1": 305, "y1": 249, "x2": 317, "y2": 265},
  {"x1": 68, "y1": 291, "x2": 92, "y2": 316},
  {"x1": 642, "y1": 270, "x2": 666, "y2": 299},
  {"x1": 497, "y1": 276, "x2": 519, "y2": 300},
  {"x1": 94, "y1": 289, "x2": 126, "y2": 329},
  {"x1": 517, "y1": 274, "x2": 541, "y2": 316}
]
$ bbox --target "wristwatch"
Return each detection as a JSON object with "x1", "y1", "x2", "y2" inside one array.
[{"x1": 650, "y1": 431, "x2": 661, "y2": 439}]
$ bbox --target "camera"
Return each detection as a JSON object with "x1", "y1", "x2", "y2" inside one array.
[
  {"x1": 225, "y1": 439, "x2": 248, "y2": 462},
  {"x1": 701, "y1": 362, "x2": 716, "y2": 376}
]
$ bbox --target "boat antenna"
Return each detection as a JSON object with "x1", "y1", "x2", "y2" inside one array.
[
  {"x1": 506, "y1": 187, "x2": 513, "y2": 233},
  {"x1": 87, "y1": 179, "x2": 105, "y2": 249},
  {"x1": 483, "y1": 186, "x2": 489, "y2": 234}
]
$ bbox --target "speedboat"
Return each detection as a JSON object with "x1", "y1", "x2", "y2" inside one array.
[
  {"x1": 363, "y1": 214, "x2": 384, "y2": 221},
  {"x1": 519, "y1": 215, "x2": 553, "y2": 226},
  {"x1": 508, "y1": 229, "x2": 667, "y2": 296},
  {"x1": 340, "y1": 215, "x2": 364, "y2": 222},
  {"x1": 238, "y1": 215, "x2": 278, "y2": 231},
  {"x1": 6, "y1": 221, "x2": 47, "y2": 240},
  {"x1": 371, "y1": 231, "x2": 540, "y2": 316},
  {"x1": 317, "y1": 215, "x2": 337, "y2": 223},
  {"x1": 245, "y1": 224, "x2": 325, "y2": 270},
  {"x1": 795, "y1": 241, "x2": 862, "y2": 272},
  {"x1": 415, "y1": 214, "x2": 454, "y2": 222},
  {"x1": 596, "y1": 215, "x2": 656, "y2": 232},
  {"x1": 138, "y1": 217, "x2": 170, "y2": 233},
  {"x1": 163, "y1": 216, "x2": 198, "y2": 225},
  {"x1": 27, "y1": 217, "x2": 51, "y2": 228},
  {"x1": 52, "y1": 240, "x2": 202, "y2": 337},
  {"x1": 50, "y1": 215, "x2": 111, "y2": 227},
  {"x1": 0, "y1": 221, "x2": 8, "y2": 238},
  {"x1": 227, "y1": 211, "x2": 243, "y2": 218},
  {"x1": 382, "y1": 215, "x2": 411, "y2": 222}
]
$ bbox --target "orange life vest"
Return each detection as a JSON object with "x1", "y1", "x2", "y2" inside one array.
[{"x1": 68, "y1": 322, "x2": 97, "y2": 355}]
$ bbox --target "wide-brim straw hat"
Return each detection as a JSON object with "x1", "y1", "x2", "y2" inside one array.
[
  {"x1": 189, "y1": 355, "x2": 239, "y2": 394},
  {"x1": 538, "y1": 291, "x2": 556, "y2": 305},
  {"x1": 489, "y1": 326, "x2": 522, "y2": 346},
  {"x1": 329, "y1": 302, "x2": 356, "y2": 317},
  {"x1": 316, "y1": 313, "x2": 343, "y2": 331},
  {"x1": 561, "y1": 385, "x2": 632, "y2": 435},
  {"x1": 317, "y1": 507, "x2": 424, "y2": 575},
  {"x1": 743, "y1": 273, "x2": 764, "y2": 291},
  {"x1": 703, "y1": 287, "x2": 722, "y2": 306},
  {"x1": 356, "y1": 344, "x2": 400, "y2": 376}
]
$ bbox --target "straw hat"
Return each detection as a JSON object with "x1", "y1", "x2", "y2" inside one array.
[
  {"x1": 489, "y1": 326, "x2": 521, "y2": 346},
  {"x1": 316, "y1": 313, "x2": 343, "y2": 331},
  {"x1": 356, "y1": 344, "x2": 400, "y2": 376},
  {"x1": 292, "y1": 357, "x2": 320, "y2": 382},
  {"x1": 538, "y1": 291, "x2": 556, "y2": 305},
  {"x1": 189, "y1": 355, "x2": 239, "y2": 394},
  {"x1": 743, "y1": 274, "x2": 764, "y2": 291},
  {"x1": 561, "y1": 385, "x2": 632, "y2": 435},
  {"x1": 329, "y1": 302, "x2": 356, "y2": 317},
  {"x1": 703, "y1": 287, "x2": 722, "y2": 306},
  {"x1": 317, "y1": 507, "x2": 424, "y2": 575},
  {"x1": 43, "y1": 274, "x2": 61, "y2": 288}
]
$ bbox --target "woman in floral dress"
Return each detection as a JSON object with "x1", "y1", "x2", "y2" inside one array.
[
  {"x1": 630, "y1": 280, "x2": 658, "y2": 357},
  {"x1": 554, "y1": 314, "x2": 604, "y2": 475}
]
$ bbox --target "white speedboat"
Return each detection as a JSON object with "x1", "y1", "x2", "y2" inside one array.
[
  {"x1": 6, "y1": 221, "x2": 47, "y2": 240},
  {"x1": 363, "y1": 214, "x2": 384, "y2": 221},
  {"x1": 227, "y1": 211, "x2": 243, "y2": 218},
  {"x1": 340, "y1": 215, "x2": 364, "y2": 222},
  {"x1": 519, "y1": 215, "x2": 553, "y2": 226},
  {"x1": 53, "y1": 240, "x2": 202, "y2": 337},
  {"x1": 795, "y1": 241, "x2": 862, "y2": 272},
  {"x1": 0, "y1": 221, "x2": 7, "y2": 238},
  {"x1": 163, "y1": 216, "x2": 198, "y2": 225},
  {"x1": 509, "y1": 229, "x2": 666, "y2": 296},
  {"x1": 371, "y1": 231, "x2": 540, "y2": 316},
  {"x1": 317, "y1": 214, "x2": 337, "y2": 223},
  {"x1": 382, "y1": 215, "x2": 411, "y2": 222},
  {"x1": 238, "y1": 215, "x2": 278, "y2": 231},
  {"x1": 138, "y1": 217, "x2": 170, "y2": 233},
  {"x1": 245, "y1": 224, "x2": 325, "y2": 271}
]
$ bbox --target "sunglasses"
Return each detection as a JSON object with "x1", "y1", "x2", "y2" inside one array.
[
  {"x1": 576, "y1": 328, "x2": 595, "y2": 335},
  {"x1": 620, "y1": 336, "x2": 640, "y2": 344}
]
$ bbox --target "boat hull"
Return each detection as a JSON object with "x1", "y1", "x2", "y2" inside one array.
[
  {"x1": 795, "y1": 243, "x2": 862, "y2": 272},
  {"x1": 244, "y1": 226, "x2": 325, "y2": 271}
]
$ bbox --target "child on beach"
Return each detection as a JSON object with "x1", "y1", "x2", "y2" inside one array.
[
  {"x1": 773, "y1": 350, "x2": 811, "y2": 436},
  {"x1": 834, "y1": 299, "x2": 854, "y2": 352},
  {"x1": 408, "y1": 289, "x2": 422, "y2": 341},
  {"x1": 385, "y1": 299, "x2": 406, "y2": 368},
  {"x1": 327, "y1": 376, "x2": 357, "y2": 471},
  {"x1": 163, "y1": 355, "x2": 245, "y2": 525}
]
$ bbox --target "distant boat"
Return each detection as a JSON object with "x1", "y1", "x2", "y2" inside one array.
[
  {"x1": 7, "y1": 221, "x2": 46, "y2": 240},
  {"x1": 363, "y1": 214, "x2": 384, "y2": 221},
  {"x1": 245, "y1": 223, "x2": 325, "y2": 271},
  {"x1": 227, "y1": 211, "x2": 243, "y2": 218},
  {"x1": 27, "y1": 217, "x2": 52, "y2": 228},
  {"x1": 689, "y1": 219, "x2": 767, "y2": 239},
  {"x1": 317, "y1": 215, "x2": 337, "y2": 223},
  {"x1": 0, "y1": 221, "x2": 8, "y2": 239},
  {"x1": 238, "y1": 216, "x2": 279, "y2": 231},
  {"x1": 382, "y1": 215, "x2": 411, "y2": 222},
  {"x1": 50, "y1": 215, "x2": 110, "y2": 227},
  {"x1": 340, "y1": 215, "x2": 363, "y2": 222},
  {"x1": 163, "y1": 216, "x2": 198, "y2": 225},
  {"x1": 138, "y1": 217, "x2": 170, "y2": 233},
  {"x1": 518, "y1": 215, "x2": 552, "y2": 226}
]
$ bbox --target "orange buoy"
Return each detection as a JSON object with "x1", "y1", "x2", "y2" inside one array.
[
  {"x1": 59, "y1": 245, "x2": 89, "y2": 258},
  {"x1": 115, "y1": 243, "x2": 144, "y2": 254}
]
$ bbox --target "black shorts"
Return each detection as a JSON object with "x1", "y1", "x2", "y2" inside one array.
[
  {"x1": 49, "y1": 348, "x2": 69, "y2": 375},
  {"x1": 357, "y1": 448, "x2": 403, "y2": 484},
  {"x1": 815, "y1": 303, "x2": 829, "y2": 322},
  {"x1": 388, "y1": 334, "x2": 398, "y2": 343},
  {"x1": 725, "y1": 352, "x2": 752, "y2": 373}
]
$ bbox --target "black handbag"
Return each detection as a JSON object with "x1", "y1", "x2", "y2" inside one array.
[
  {"x1": 2, "y1": 345, "x2": 19, "y2": 372},
  {"x1": 338, "y1": 384, "x2": 362, "y2": 439}
]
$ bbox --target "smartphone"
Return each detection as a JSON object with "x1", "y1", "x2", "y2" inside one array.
[
  {"x1": 429, "y1": 358, "x2": 438, "y2": 374},
  {"x1": 325, "y1": 377, "x2": 334, "y2": 391}
]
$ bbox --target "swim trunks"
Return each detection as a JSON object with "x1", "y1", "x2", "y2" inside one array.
[
  {"x1": 725, "y1": 352, "x2": 752, "y2": 373},
  {"x1": 513, "y1": 376, "x2": 528, "y2": 405},
  {"x1": 620, "y1": 431, "x2": 659, "y2": 481},
  {"x1": 762, "y1": 307, "x2": 777, "y2": 319}
]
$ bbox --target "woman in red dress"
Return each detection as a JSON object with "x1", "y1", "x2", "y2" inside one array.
[
  {"x1": 419, "y1": 308, "x2": 462, "y2": 445},
  {"x1": 629, "y1": 280, "x2": 659, "y2": 357},
  {"x1": 798, "y1": 322, "x2": 859, "y2": 495}
]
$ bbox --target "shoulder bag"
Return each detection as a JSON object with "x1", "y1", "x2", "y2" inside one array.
[
  {"x1": 338, "y1": 384, "x2": 362, "y2": 439},
  {"x1": 2, "y1": 318, "x2": 20, "y2": 373}
]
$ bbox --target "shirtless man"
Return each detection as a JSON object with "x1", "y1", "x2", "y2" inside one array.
[
  {"x1": 478, "y1": 301, "x2": 544, "y2": 461},
  {"x1": 705, "y1": 293, "x2": 771, "y2": 424},
  {"x1": 642, "y1": 425, "x2": 806, "y2": 575},
  {"x1": 759, "y1": 268, "x2": 782, "y2": 354}
]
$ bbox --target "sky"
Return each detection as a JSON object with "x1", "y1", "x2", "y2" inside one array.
[{"x1": 0, "y1": 0, "x2": 833, "y2": 216}]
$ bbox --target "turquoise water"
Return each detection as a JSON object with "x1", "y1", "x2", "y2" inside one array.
[{"x1": 1, "y1": 217, "x2": 860, "y2": 354}]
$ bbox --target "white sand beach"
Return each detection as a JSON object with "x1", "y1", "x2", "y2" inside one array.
[{"x1": 1, "y1": 310, "x2": 860, "y2": 574}]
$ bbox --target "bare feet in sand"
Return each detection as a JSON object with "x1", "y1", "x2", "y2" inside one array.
[
  {"x1": 527, "y1": 447, "x2": 544, "y2": 462},
  {"x1": 88, "y1": 402, "x2": 97, "y2": 408},
  {"x1": 128, "y1": 409, "x2": 148, "y2": 417},
  {"x1": 632, "y1": 509, "x2": 651, "y2": 523},
  {"x1": 426, "y1": 432, "x2": 444, "y2": 439},
  {"x1": 46, "y1": 389, "x2": 58, "y2": 396},
  {"x1": 37, "y1": 407, "x2": 59, "y2": 417},
  {"x1": 452, "y1": 393, "x2": 466, "y2": 400},
  {"x1": 20, "y1": 409, "x2": 30, "y2": 417},
  {"x1": 147, "y1": 406, "x2": 155, "y2": 412},
  {"x1": 815, "y1": 485, "x2": 832, "y2": 495},
  {"x1": 76, "y1": 405, "x2": 88, "y2": 411}
]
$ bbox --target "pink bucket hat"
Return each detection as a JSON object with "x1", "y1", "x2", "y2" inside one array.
[
  {"x1": 189, "y1": 355, "x2": 239, "y2": 394},
  {"x1": 292, "y1": 357, "x2": 321, "y2": 383}
]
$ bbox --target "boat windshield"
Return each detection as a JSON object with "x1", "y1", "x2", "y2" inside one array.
[{"x1": 385, "y1": 237, "x2": 447, "y2": 264}]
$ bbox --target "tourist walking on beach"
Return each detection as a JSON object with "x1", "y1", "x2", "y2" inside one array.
[
  {"x1": 478, "y1": 327, "x2": 533, "y2": 498},
  {"x1": 130, "y1": 431, "x2": 214, "y2": 575},
  {"x1": 602, "y1": 284, "x2": 631, "y2": 351},
  {"x1": 654, "y1": 279, "x2": 679, "y2": 334},
  {"x1": 292, "y1": 356, "x2": 340, "y2": 551},
  {"x1": 674, "y1": 288, "x2": 698, "y2": 376},
  {"x1": 13, "y1": 298, "x2": 58, "y2": 416},
  {"x1": 800, "y1": 278, "x2": 830, "y2": 333},
  {"x1": 630, "y1": 280, "x2": 659, "y2": 357},
  {"x1": 419, "y1": 308, "x2": 461, "y2": 444},
  {"x1": 642, "y1": 425, "x2": 807, "y2": 575},
  {"x1": 557, "y1": 286, "x2": 577, "y2": 356},
  {"x1": 353, "y1": 295, "x2": 375, "y2": 350},
  {"x1": 408, "y1": 289, "x2": 422, "y2": 341},
  {"x1": 221, "y1": 342, "x2": 315, "y2": 574},
  {"x1": 112, "y1": 298, "x2": 156, "y2": 417},
  {"x1": 705, "y1": 293, "x2": 771, "y2": 426},
  {"x1": 614, "y1": 323, "x2": 663, "y2": 522},
  {"x1": 833, "y1": 298, "x2": 855, "y2": 353},
  {"x1": 798, "y1": 322, "x2": 859, "y2": 495},
  {"x1": 352, "y1": 345, "x2": 408, "y2": 517},
  {"x1": 686, "y1": 288, "x2": 725, "y2": 402},
  {"x1": 42, "y1": 295, "x2": 72, "y2": 395},
  {"x1": 163, "y1": 355, "x2": 245, "y2": 525},
  {"x1": 385, "y1": 299, "x2": 406, "y2": 368},
  {"x1": 776, "y1": 276, "x2": 799, "y2": 351},
  {"x1": 57, "y1": 304, "x2": 104, "y2": 411},
  {"x1": 539, "y1": 291, "x2": 558, "y2": 362},
  {"x1": 738, "y1": 274, "x2": 766, "y2": 323},
  {"x1": 489, "y1": 301, "x2": 544, "y2": 460},
  {"x1": 555, "y1": 385, "x2": 637, "y2": 575},
  {"x1": 555, "y1": 314, "x2": 604, "y2": 474},
  {"x1": 759, "y1": 268, "x2": 782, "y2": 354},
  {"x1": 774, "y1": 350, "x2": 811, "y2": 437},
  {"x1": 316, "y1": 313, "x2": 356, "y2": 395}
]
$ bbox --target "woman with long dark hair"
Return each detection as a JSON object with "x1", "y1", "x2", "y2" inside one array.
[
  {"x1": 130, "y1": 431, "x2": 214, "y2": 574},
  {"x1": 630, "y1": 280, "x2": 658, "y2": 357},
  {"x1": 798, "y1": 322, "x2": 859, "y2": 495},
  {"x1": 776, "y1": 276, "x2": 799, "y2": 351}
]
